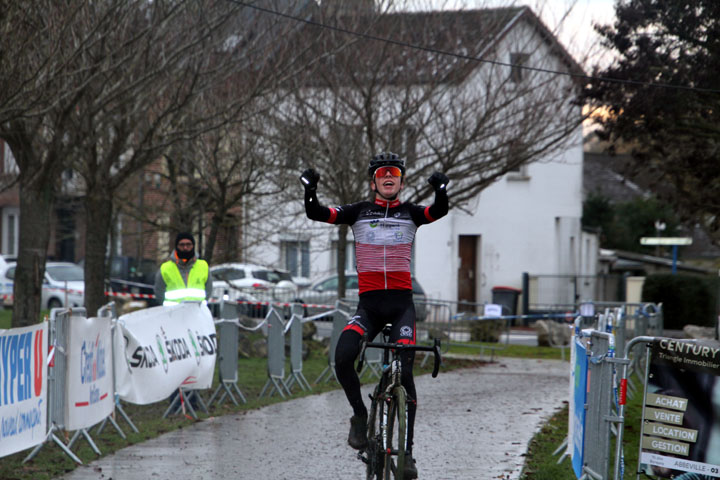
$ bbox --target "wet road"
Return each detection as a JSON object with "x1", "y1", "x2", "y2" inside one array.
[{"x1": 57, "y1": 357, "x2": 568, "y2": 480}]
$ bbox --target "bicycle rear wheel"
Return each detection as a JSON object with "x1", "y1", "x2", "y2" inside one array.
[
  {"x1": 383, "y1": 386, "x2": 407, "y2": 480},
  {"x1": 366, "y1": 387, "x2": 384, "y2": 480}
]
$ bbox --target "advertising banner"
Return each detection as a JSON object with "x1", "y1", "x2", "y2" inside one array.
[
  {"x1": 114, "y1": 303, "x2": 217, "y2": 405},
  {"x1": 640, "y1": 338, "x2": 720, "y2": 478},
  {"x1": 65, "y1": 315, "x2": 114, "y2": 431},
  {"x1": 571, "y1": 337, "x2": 588, "y2": 479},
  {"x1": 0, "y1": 323, "x2": 48, "y2": 458}
]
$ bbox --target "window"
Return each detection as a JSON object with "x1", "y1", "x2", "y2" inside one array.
[
  {"x1": 507, "y1": 164, "x2": 529, "y2": 180},
  {"x1": 46, "y1": 264, "x2": 84, "y2": 282},
  {"x1": 214, "y1": 268, "x2": 245, "y2": 281},
  {"x1": 505, "y1": 140, "x2": 530, "y2": 181},
  {"x1": 510, "y1": 52, "x2": 530, "y2": 83},
  {"x1": 282, "y1": 240, "x2": 309, "y2": 278},
  {"x1": 110, "y1": 258, "x2": 123, "y2": 277},
  {"x1": 2, "y1": 208, "x2": 19, "y2": 257},
  {"x1": 252, "y1": 269, "x2": 290, "y2": 284},
  {"x1": 346, "y1": 275, "x2": 359, "y2": 289},
  {"x1": 316, "y1": 277, "x2": 337, "y2": 292}
]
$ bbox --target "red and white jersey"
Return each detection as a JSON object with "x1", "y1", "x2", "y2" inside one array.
[{"x1": 324, "y1": 198, "x2": 441, "y2": 294}]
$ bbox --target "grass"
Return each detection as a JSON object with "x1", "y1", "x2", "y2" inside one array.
[
  {"x1": 0, "y1": 308, "x2": 13, "y2": 328},
  {"x1": 0, "y1": 309, "x2": 53, "y2": 329},
  {"x1": 446, "y1": 340, "x2": 569, "y2": 360}
]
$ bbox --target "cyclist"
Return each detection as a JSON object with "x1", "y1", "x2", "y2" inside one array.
[{"x1": 300, "y1": 152, "x2": 449, "y2": 479}]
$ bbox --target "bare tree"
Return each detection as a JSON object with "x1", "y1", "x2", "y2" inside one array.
[
  {"x1": 0, "y1": 3, "x2": 101, "y2": 326},
  {"x1": 112, "y1": 1, "x2": 327, "y2": 268},
  {"x1": 259, "y1": 1, "x2": 585, "y2": 296},
  {"x1": 0, "y1": 0, "x2": 321, "y2": 321},
  {"x1": 72, "y1": 0, "x2": 327, "y2": 315}
]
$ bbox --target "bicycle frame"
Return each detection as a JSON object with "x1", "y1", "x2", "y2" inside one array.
[{"x1": 356, "y1": 327, "x2": 441, "y2": 480}]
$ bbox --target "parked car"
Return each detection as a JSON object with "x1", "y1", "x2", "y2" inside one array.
[
  {"x1": 299, "y1": 272, "x2": 428, "y2": 321},
  {"x1": 1, "y1": 261, "x2": 85, "y2": 309},
  {"x1": 210, "y1": 262, "x2": 299, "y2": 305}
]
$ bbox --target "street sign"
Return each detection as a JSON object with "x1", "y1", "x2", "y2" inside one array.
[
  {"x1": 639, "y1": 237, "x2": 693, "y2": 274},
  {"x1": 639, "y1": 237, "x2": 692, "y2": 246}
]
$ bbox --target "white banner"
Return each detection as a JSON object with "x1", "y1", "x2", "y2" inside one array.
[
  {"x1": 65, "y1": 315, "x2": 114, "y2": 430},
  {"x1": 0, "y1": 323, "x2": 48, "y2": 458},
  {"x1": 114, "y1": 303, "x2": 217, "y2": 405}
]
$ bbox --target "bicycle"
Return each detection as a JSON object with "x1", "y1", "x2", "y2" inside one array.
[{"x1": 355, "y1": 324, "x2": 442, "y2": 480}]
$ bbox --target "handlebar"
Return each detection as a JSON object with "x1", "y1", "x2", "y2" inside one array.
[{"x1": 356, "y1": 337, "x2": 442, "y2": 378}]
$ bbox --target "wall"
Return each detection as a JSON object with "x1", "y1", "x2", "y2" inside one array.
[{"x1": 415, "y1": 134, "x2": 585, "y2": 303}]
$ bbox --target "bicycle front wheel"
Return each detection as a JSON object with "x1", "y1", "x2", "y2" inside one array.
[{"x1": 383, "y1": 386, "x2": 407, "y2": 480}]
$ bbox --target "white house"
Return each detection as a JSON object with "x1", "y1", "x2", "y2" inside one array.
[{"x1": 246, "y1": 5, "x2": 597, "y2": 310}]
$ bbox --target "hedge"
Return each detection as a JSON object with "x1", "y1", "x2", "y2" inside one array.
[{"x1": 641, "y1": 273, "x2": 719, "y2": 330}]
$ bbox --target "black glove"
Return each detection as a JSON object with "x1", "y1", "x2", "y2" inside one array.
[
  {"x1": 300, "y1": 168, "x2": 320, "y2": 191},
  {"x1": 428, "y1": 172, "x2": 449, "y2": 191}
]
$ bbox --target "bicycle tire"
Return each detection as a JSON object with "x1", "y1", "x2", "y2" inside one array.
[
  {"x1": 383, "y1": 386, "x2": 407, "y2": 480},
  {"x1": 366, "y1": 386, "x2": 384, "y2": 480}
]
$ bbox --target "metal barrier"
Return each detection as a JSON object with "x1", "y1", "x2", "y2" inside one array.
[
  {"x1": 544, "y1": 300, "x2": 691, "y2": 480},
  {"x1": 259, "y1": 307, "x2": 291, "y2": 398},
  {"x1": 95, "y1": 302, "x2": 138, "y2": 438},
  {"x1": 580, "y1": 330, "x2": 627, "y2": 480},
  {"x1": 552, "y1": 303, "x2": 666, "y2": 478},
  {"x1": 23, "y1": 307, "x2": 121, "y2": 465},
  {"x1": 209, "y1": 299, "x2": 338, "y2": 398},
  {"x1": 23, "y1": 309, "x2": 83, "y2": 464},
  {"x1": 315, "y1": 308, "x2": 349, "y2": 384},
  {"x1": 555, "y1": 315, "x2": 627, "y2": 480},
  {"x1": 285, "y1": 303, "x2": 312, "y2": 392},
  {"x1": 207, "y1": 302, "x2": 247, "y2": 407}
]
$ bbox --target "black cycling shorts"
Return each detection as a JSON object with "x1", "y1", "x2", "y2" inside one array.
[{"x1": 342, "y1": 289, "x2": 416, "y2": 344}]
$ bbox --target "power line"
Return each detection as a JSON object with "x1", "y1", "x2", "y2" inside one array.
[{"x1": 227, "y1": 0, "x2": 720, "y2": 95}]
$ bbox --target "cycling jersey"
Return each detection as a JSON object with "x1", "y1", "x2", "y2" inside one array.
[{"x1": 304, "y1": 190, "x2": 448, "y2": 294}]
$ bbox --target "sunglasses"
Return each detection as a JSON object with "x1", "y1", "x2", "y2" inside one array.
[{"x1": 374, "y1": 166, "x2": 402, "y2": 178}]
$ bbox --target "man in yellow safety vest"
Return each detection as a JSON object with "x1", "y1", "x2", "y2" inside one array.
[{"x1": 154, "y1": 232, "x2": 213, "y2": 306}]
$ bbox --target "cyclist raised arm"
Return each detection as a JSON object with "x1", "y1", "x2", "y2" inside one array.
[{"x1": 300, "y1": 152, "x2": 449, "y2": 480}]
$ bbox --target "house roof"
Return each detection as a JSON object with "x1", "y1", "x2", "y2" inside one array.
[
  {"x1": 583, "y1": 151, "x2": 649, "y2": 202},
  {"x1": 296, "y1": 6, "x2": 584, "y2": 87},
  {"x1": 599, "y1": 248, "x2": 716, "y2": 275}
]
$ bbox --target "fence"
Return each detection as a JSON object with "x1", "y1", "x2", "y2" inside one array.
[
  {"x1": 10, "y1": 293, "x2": 705, "y2": 480},
  {"x1": 523, "y1": 273, "x2": 633, "y2": 315},
  {"x1": 544, "y1": 301, "x2": 720, "y2": 480},
  {"x1": 1, "y1": 302, "x2": 219, "y2": 465}
]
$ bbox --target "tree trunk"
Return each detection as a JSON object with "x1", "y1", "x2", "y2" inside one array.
[
  {"x1": 84, "y1": 187, "x2": 113, "y2": 317},
  {"x1": 12, "y1": 181, "x2": 53, "y2": 327},
  {"x1": 337, "y1": 224, "x2": 348, "y2": 299},
  {"x1": 203, "y1": 211, "x2": 222, "y2": 264}
]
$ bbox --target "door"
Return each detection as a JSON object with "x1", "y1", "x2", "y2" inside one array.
[{"x1": 457, "y1": 235, "x2": 479, "y2": 312}]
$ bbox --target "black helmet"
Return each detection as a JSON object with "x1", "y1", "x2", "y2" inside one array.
[{"x1": 368, "y1": 152, "x2": 405, "y2": 177}]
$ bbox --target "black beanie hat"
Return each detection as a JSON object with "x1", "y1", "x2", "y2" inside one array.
[{"x1": 175, "y1": 232, "x2": 195, "y2": 248}]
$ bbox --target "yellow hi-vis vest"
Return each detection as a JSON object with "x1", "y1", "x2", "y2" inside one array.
[{"x1": 160, "y1": 259, "x2": 209, "y2": 306}]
